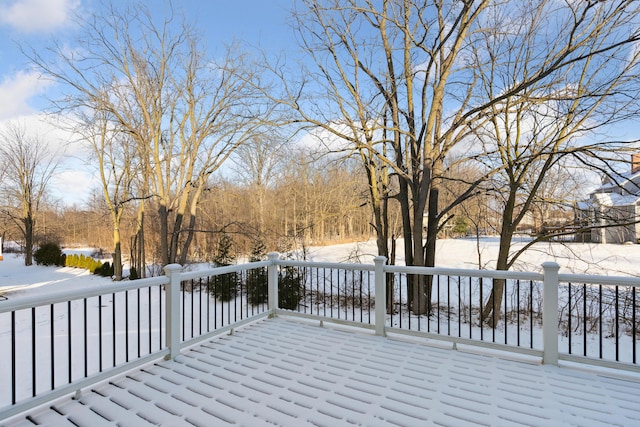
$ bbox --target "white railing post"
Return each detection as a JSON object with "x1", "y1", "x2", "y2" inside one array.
[
  {"x1": 267, "y1": 252, "x2": 279, "y2": 317},
  {"x1": 542, "y1": 261, "x2": 560, "y2": 365},
  {"x1": 163, "y1": 263, "x2": 182, "y2": 360},
  {"x1": 374, "y1": 256, "x2": 387, "y2": 336}
]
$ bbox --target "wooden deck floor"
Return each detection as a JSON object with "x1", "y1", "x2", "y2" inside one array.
[{"x1": 3, "y1": 317, "x2": 640, "y2": 426}]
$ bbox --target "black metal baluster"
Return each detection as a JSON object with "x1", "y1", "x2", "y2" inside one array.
[
  {"x1": 148, "y1": 286, "x2": 152, "y2": 352},
  {"x1": 182, "y1": 281, "x2": 186, "y2": 337},
  {"x1": 32, "y1": 307, "x2": 36, "y2": 396},
  {"x1": 504, "y1": 279, "x2": 508, "y2": 345},
  {"x1": 204, "y1": 278, "x2": 210, "y2": 332},
  {"x1": 530, "y1": 281, "x2": 534, "y2": 349},
  {"x1": 191, "y1": 279, "x2": 195, "y2": 338},
  {"x1": 199, "y1": 278, "x2": 203, "y2": 336},
  {"x1": 458, "y1": 276, "x2": 462, "y2": 338},
  {"x1": 633, "y1": 286, "x2": 637, "y2": 364},
  {"x1": 436, "y1": 275, "x2": 441, "y2": 334},
  {"x1": 310, "y1": 267, "x2": 314, "y2": 316},
  {"x1": 213, "y1": 276, "x2": 218, "y2": 330},
  {"x1": 99, "y1": 295, "x2": 103, "y2": 372},
  {"x1": 352, "y1": 270, "x2": 356, "y2": 321},
  {"x1": 330, "y1": 268, "x2": 334, "y2": 319},
  {"x1": 84, "y1": 298, "x2": 88, "y2": 378},
  {"x1": 125, "y1": 291, "x2": 129, "y2": 363},
  {"x1": 583, "y1": 283, "x2": 587, "y2": 357},
  {"x1": 68, "y1": 300, "x2": 72, "y2": 384},
  {"x1": 568, "y1": 283, "x2": 572, "y2": 355},
  {"x1": 137, "y1": 289, "x2": 141, "y2": 358},
  {"x1": 50, "y1": 304, "x2": 55, "y2": 390},
  {"x1": 12, "y1": 311, "x2": 16, "y2": 404},
  {"x1": 615, "y1": 285, "x2": 619, "y2": 362},
  {"x1": 323, "y1": 268, "x2": 327, "y2": 318},
  {"x1": 113, "y1": 293, "x2": 116, "y2": 367},
  {"x1": 447, "y1": 276, "x2": 451, "y2": 336},
  {"x1": 158, "y1": 285, "x2": 163, "y2": 349},
  {"x1": 599, "y1": 284, "x2": 603, "y2": 359},
  {"x1": 479, "y1": 277, "x2": 484, "y2": 341},
  {"x1": 469, "y1": 277, "x2": 472, "y2": 339},
  {"x1": 517, "y1": 280, "x2": 521, "y2": 347}
]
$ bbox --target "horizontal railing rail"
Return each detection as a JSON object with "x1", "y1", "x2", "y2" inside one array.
[{"x1": 2, "y1": 252, "x2": 639, "y2": 421}]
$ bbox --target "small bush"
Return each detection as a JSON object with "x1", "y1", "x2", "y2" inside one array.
[
  {"x1": 34, "y1": 242, "x2": 63, "y2": 266},
  {"x1": 96, "y1": 261, "x2": 115, "y2": 277},
  {"x1": 247, "y1": 268, "x2": 268, "y2": 305},
  {"x1": 66, "y1": 254, "x2": 77, "y2": 267},
  {"x1": 129, "y1": 267, "x2": 139, "y2": 280},
  {"x1": 209, "y1": 271, "x2": 239, "y2": 301},
  {"x1": 279, "y1": 266, "x2": 303, "y2": 310},
  {"x1": 246, "y1": 239, "x2": 268, "y2": 305}
]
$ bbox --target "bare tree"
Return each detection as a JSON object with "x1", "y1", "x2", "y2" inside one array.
[
  {"x1": 472, "y1": 0, "x2": 640, "y2": 324},
  {"x1": 0, "y1": 122, "x2": 59, "y2": 266},
  {"x1": 79, "y1": 111, "x2": 140, "y2": 280},
  {"x1": 27, "y1": 2, "x2": 268, "y2": 266},
  {"x1": 278, "y1": 0, "x2": 496, "y2": 314},
  {"x1": 282, "y1": 0, "x2": 640, "y2": 316},
  {"x1": 231, "y1": 131, "x2": 288, "y2": 238}
]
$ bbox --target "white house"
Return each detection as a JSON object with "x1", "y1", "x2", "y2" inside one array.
[{"x1": 582, "y1": 155, "x2": 640, "y2": 244}]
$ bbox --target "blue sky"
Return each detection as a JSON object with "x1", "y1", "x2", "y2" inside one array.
[
  {"x1": 0, "y1": 0, "x2": 294, "y2": 205},
  {"x1": 0, "y1": 0, "x2": 294, "y2": 120}
]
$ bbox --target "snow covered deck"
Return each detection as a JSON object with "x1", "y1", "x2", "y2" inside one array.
[{"x1": 4, "y1": 316, "x2": 640, "y2": 427}]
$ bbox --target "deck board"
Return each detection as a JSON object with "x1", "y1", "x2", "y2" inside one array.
[{"x1": 3, "y1": 316, "x2": 640, "y2": 426}]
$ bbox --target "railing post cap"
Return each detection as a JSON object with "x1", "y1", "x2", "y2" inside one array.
[
  {"x1": 541, "y1": 261, "x2": 560, "y2": 270},
  {"x1": 373, "y1": 256, "x2": 387, "y2": 264},
  {"x1": 163, "y1": 263, "x2": 183, "y2": 274},
  {"x1": 267, "y1": 252, "x2": 279, "y2": 260}
]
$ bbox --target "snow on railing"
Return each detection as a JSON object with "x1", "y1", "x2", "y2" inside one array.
[{"x1": 1, "y1": 253, "x2": 639, "y2": 420}]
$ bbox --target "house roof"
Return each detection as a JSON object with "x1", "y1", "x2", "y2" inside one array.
[
  {"x1": 594, "y1": 170, "x2": 640, "y2": 195},
  {"x1": 592, "y1": 192, "x2": 639, "y2": 207},
  {"x1": 4, "y1": 317, "x2": 640, "y2": 426}
]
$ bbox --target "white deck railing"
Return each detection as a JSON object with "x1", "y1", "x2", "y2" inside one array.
[{"x1": 1, "y1": 253, "x2": 638, "y2": 420}]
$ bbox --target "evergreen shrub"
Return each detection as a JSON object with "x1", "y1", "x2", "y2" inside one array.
[
  {"x1": 210, "y1": 272, "x2": 240, "y2": 301},
  {"x1": 34, "y1": 242, "x2": 63, "y2": 266},
  {"x1": 95, "y1": 261, "x2": 116, "y2": 277},
  {"x1": 209, "y1": 233, "x2": 239, "y2": 301},
  {"x1": 246, "y1": 239, "x2": 268, "y2": 305},
  {"x1": 278, "y1": 266, "x2": 303, "y2": 310}
]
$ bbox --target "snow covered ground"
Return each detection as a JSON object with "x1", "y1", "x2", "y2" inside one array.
[
  {"x1": 306, "y1": 237, "x2": 640, "y2": 276},
  {"x1": 2, "y1": 237, "x2": 640, "y2": 300}
]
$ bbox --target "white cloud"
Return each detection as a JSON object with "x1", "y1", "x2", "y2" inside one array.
[
  {"x1": 0, "y1": 70, "x2": 52, "y2": 120},
  {"x1": 0, "y1": 0, "x2": 80, "y2": 33},
  {"x1": 51, "y1": 168, "x2": 98, "y2": 206}
]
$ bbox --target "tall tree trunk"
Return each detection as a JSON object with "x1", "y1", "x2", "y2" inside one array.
[
  {"x1": 158, "y1": 203, "x2": 170, "y2": 265},
  {"x1": 482, "y1": 193, "x2": 516, "y2": 326},
  {"x1": 113, "y1": 226, "x2": 123, "y2": 281},
  {"x1": 387, "y1": 236, "x2": 396, "y2": 314},
  {"x1": 24, "y1": 215, "x2": 34, "y2": 266},
  {"x1": 137, "y1": 206, "x2": 146, "y2": 278},
  {"x1": 398, "y1": 176, "x2": 414, "y2": 304},
  {"x1": 170, "y1": 212, "x2": 183, "y2": 265},
  {"x1": 179, "y1": 213, "x2": 197, "y2": 266},
  {"x1": 411, "y1": 192, "x2": 428, "y2": 315}
]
